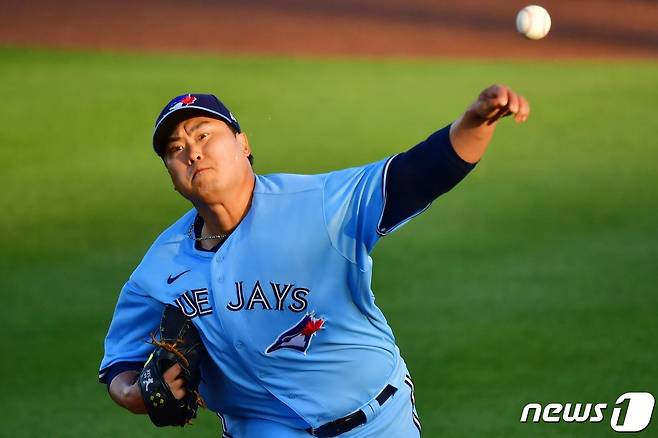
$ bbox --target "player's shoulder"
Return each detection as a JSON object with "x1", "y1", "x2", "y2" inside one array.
[
  {"x1": 151, "y1": 209, "x2": 196, "y2": 246},
  {"x1": 255, "y1": 172, "x2": 325, "y2": 195},
  {"x1": 130, "y1": 209, "x2": 195, "y2": 275},
  {"x1": 320, "y1": 157, "x2": 393, "y2": 192},
  {"x1": 255, "y1": 157, "x2": 392, "y2": 195}
]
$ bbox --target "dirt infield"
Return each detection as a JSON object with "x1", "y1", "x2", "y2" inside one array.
[{"x1": 1, "y1": 0, "x2": 656, "y2": 59}]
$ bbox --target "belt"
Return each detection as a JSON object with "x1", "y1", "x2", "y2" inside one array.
[{"x1": 306, "y1": 384, "x2": 398, "y2": 437}]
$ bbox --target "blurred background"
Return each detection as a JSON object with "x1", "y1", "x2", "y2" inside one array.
[
  {"x1": 1, "y1": 1, "x2": 656, "y2": 437},
  {"x1": 1, "y1": 0, "x2": 658, "y2": 58}
]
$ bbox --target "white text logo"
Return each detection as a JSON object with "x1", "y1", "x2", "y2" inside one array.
[{"x1": 520, "y1": 392, "x2": 654, "y2": 432}]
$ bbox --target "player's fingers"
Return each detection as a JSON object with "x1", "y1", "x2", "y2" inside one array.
[
  {"x1": 516, "y1": 95, "x2": 530, "y2": 122},
  {"x1": 506, "y1": 90, "x2": 520, "y2": 115},
  {"x1": 487, "y1": 84, "x2": 509, "y2": 109},
  {"x1": 168, "y1": 377, "x2": 187, "y2": 399},
  {"x1": 486, "y1": 106, "x2": 511, "y2": 125},
  {"x1": 163, "y1": 363, "x2": 182, "y2": 383},
  {"x1": 476, "y1": 84, "x2": 507, "y2": 118}
]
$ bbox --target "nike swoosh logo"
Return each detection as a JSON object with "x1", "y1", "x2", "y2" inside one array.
[{"x1": 167, "y1": 269, "x2": 191, "y2": 284}]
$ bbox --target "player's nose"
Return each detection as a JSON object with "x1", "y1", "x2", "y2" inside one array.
[{"x1": 186, "y1": 142, "x2": 203, "y2": 164}]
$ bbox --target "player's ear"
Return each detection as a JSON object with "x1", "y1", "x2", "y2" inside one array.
[{"x1": 237, "y1": 132, "x2": 251, "y2": 157}]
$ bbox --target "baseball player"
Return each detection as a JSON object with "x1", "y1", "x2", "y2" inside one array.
[{"x1": 99, "y1": 85, "x2": 530, "y2": 437}]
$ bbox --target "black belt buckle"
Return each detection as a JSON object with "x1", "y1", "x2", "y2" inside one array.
[{"x1": 307, "y1": 384, "x2": 398, "y2": 437}]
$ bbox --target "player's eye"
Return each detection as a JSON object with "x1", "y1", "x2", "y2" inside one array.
[
  {"x1": 167, "y1": 145, "x2": 184, "y2": 156},
  {"x1": 198, "y1": 132, "x2": 210, "y2": 141}
]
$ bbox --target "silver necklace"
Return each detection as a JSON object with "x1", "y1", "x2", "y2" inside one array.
[{"x1": 187, "y1": 222, "x2": 228, "y2": 241}]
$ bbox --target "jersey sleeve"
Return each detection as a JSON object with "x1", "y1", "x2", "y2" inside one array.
[
  {"x1": 322, "y1": 158, "x2": 392, "y2": 262},
  {"x1": 322, "y1": 126, "x2": 476, "y2": 264},
  {"x1": 98, "y1": 278, "x2": 164, "y2": 384}
]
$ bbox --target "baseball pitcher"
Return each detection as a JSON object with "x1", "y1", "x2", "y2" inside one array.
[{"x1": 99, "y1": 85, "x2": 530, "y2": 436}]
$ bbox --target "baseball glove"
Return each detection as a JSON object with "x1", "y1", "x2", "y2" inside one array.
[{"x1": 138, "y1": 304, "x2": 206, "y2": 427}]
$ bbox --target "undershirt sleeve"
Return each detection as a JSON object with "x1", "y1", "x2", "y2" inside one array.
[
  {"x1": 378, "y1": 124, "x2": 476, "y2": 234},
  {"x1": 100, "y1": 361, "x2": 144, "y2": 389}
]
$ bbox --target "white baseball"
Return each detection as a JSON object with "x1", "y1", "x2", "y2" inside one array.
[{"x1": 516, "y1": 5, "x2": 551, "y2": 40}]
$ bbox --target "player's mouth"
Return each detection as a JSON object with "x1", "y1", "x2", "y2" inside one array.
[{"x1": 192, "y1": 168, "x2": 211, "y2": 181}]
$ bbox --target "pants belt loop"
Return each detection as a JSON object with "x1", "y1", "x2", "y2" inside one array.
[{"x1": 361, "y1": 395, "x2": 384, "y2": 423}]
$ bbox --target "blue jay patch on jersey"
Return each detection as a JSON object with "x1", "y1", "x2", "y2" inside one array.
[{"x1": 265, "y1": 313, "x2": 325, "y2": 354}]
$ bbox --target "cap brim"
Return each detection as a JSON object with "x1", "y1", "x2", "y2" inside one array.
[{"x1": 152, "y1": 106, "x2": 240, "y2": 156}]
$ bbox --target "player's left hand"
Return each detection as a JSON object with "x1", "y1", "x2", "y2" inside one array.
[
  {"x1": 138, "y1": 305, "x2": 206, "y2": 427},
  {"x1": 470, "y1": 84, "x2": 530, "y2": 125}
]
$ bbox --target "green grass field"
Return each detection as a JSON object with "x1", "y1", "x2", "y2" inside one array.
[{"x1": 1, "y1": 47, "x2": 656, "y2": 437}]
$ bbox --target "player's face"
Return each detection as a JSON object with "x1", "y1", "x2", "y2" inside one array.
[{"x1": 163, "y1": 116, "x2": 253, "y2": 204}]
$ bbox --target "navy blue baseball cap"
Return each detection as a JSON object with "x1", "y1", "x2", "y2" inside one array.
[{"x1": 152, "y1": 93, "x2": 241, "y2": 156}]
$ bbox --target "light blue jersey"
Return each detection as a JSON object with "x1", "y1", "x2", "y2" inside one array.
[{"x1": 100, "y1": 157, "x2": 423, "y2": 433}]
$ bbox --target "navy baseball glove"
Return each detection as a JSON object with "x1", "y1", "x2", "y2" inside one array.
[{"x1": 138, "y1": 304, "x2": 206, "y2": 427}]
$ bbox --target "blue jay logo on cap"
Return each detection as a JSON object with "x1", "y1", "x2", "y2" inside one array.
[
  {"x1": 168, "y1": 94, "x2": 197, "y2": 112},
  {"x1": 265, "y1": 313, "x2": 325, "y2": 354}
]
